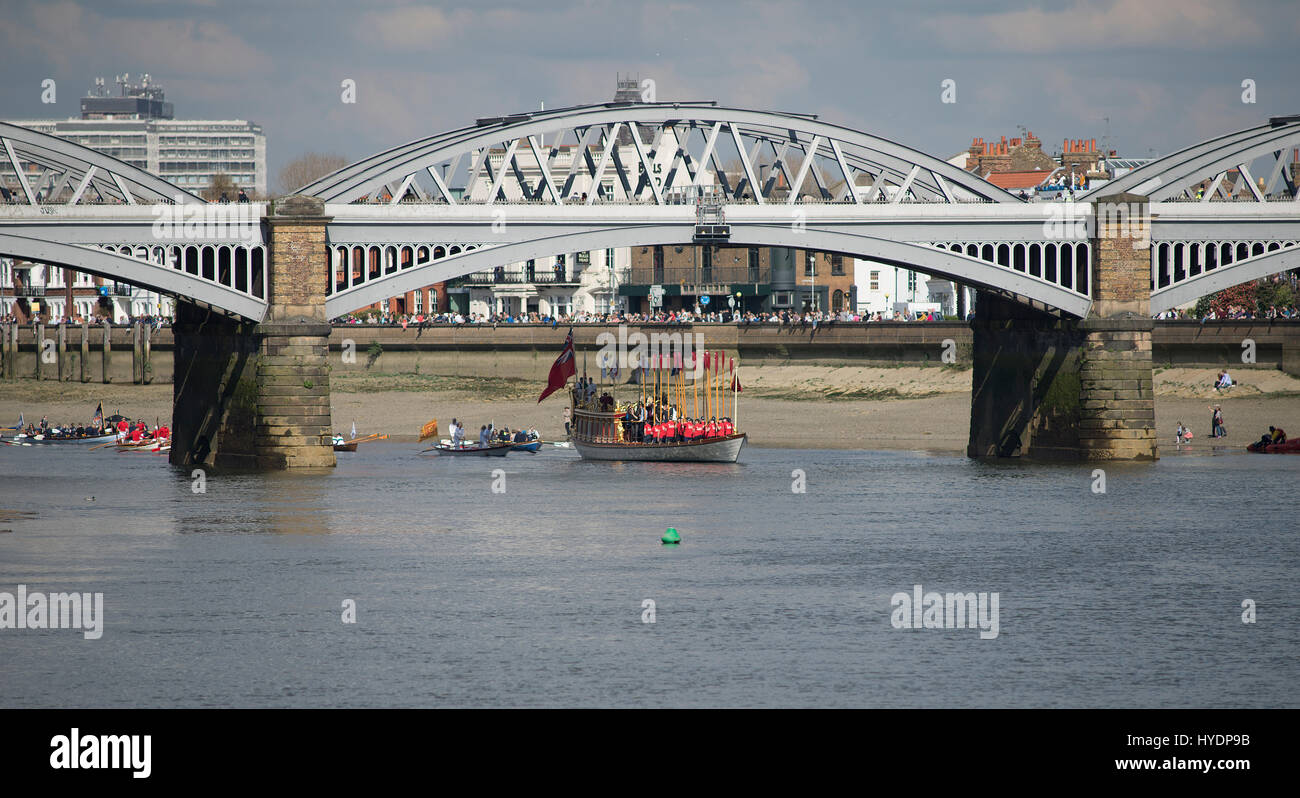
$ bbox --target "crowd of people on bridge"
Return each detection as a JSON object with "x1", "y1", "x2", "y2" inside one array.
[{"x1": 328, "y1": 307, "x2": 957, "y2": 327}]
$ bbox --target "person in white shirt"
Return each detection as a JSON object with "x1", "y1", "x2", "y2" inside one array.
[{"x1": 1215, "y1": 370, "x2": 1233, "y2": 391}]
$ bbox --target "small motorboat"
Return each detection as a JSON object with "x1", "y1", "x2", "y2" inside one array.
[
  {"x1": 509, "y1": 439, "x2": 543, "y2": 453},
  {"x1": 1246, "y1": 438, "x2": 1300, "y2": 454}
]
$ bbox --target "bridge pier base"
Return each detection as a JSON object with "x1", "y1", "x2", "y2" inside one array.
[
  {"x1": 967, "y1": 192, "x2": 1159, "y2": 461},
  {"x1": 170, "y1": 301, "x2": 260, "y2": 468},
  {"x1": 966, "y1": 294, "x2": 1086, "y2": 458}
]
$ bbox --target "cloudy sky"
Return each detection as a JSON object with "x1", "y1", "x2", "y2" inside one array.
[{"x1": 2, "y1": 0, "x2": 1297, "y2": 191}]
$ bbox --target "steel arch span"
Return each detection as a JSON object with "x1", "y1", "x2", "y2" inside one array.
[
  {"x1": 0, "y1": 122, "x2": 206, "y2": 207},
  {"x1": 298, "y1": 102, "x2": 1019, "y2": 206},
  {"x1": 0, "y1": 233, "x2": 269, "y2": 321},
  {"x1": 1082, "y1": 115, "x2": 1300, "y2": 202},
  {"x1": 322, "y1": 227, "x2": 1092, "y2": 319}
]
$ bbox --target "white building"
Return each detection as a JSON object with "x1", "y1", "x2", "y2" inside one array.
[
  {"x1": 853, "y1": 259, "x2": 972, "y2": 317},
  {"x1": 3, "y1": 75, "x2": 267, "y2": 199}
]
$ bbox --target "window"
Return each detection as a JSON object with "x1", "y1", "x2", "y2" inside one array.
[
  {"x1": 805, "y1": 252, "x2": 816, "y2": 276},
  {"x1": 831, "y1": 254, "x2": 844, "y2": 275},
  {"x1": 870, "y1": 270, "x2": 880, "y2": 291},
  {"x1": 653, "y1": 246, "x2": 664, "y2": 283},
  {"x1": 413, "y1": 290, "x2": 423, "y2": 313},
  {"x1": 701, "y1": 247, "x2": 713, "y2": 283},
  {"x1": 747, "y1": 247, "x2": 760, "y2": 282},
  {"x1": 773, "y1": 291, "x2": 793, "y2": 308},
  {"x1": 908, "y1": 271, "x2": 918, "y2": 294}
]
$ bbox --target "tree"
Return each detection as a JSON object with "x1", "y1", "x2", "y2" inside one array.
[
  {"x1": 1207, "y1": 281, "x2": 1257, "y2": 317},
  {"x1": 277, "y1": 153, "x2": 349, "y2": 196},
  {"x1": 202, "y1": 173, "x2": 237, "y2": 202}
]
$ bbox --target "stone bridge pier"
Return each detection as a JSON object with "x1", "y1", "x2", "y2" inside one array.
[
  {"x1": 968, "y1": 192, "x2": 1158, "y2": 460},
  {"x1": 171, "y1": 196, "x2": 335, "y2": 469}
]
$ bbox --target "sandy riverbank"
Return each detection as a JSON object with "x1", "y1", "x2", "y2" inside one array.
[{"x1": 3, "y1": 365, "x2": 1298, "y2": 452}]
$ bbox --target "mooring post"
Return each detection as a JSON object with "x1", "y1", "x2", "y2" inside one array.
[
  {"x1": 35, "y1": 321, "x2": 45, "y2": 380},
  {"x1": 131, "y1": 321, "x2": 142, "y2": 384},
  {"x1": 101, "y1": 320, "x2": 112, "y2": 383},
  {"x1": 81, "y1": 320, "x2": 90, "y2": 382},
  {"x1": 142, "y1": 322, "x2": 152, "y2": 384},
  {"x1": 57, "y1": 322, "x2": 67, "y2": 381}
]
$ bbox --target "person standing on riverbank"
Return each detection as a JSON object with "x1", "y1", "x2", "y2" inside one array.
[{"x1": 1209, "y1": 405, "x2": 1226, "y2": 438}]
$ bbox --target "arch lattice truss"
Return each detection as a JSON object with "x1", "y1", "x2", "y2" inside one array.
[
  {"x1": 0, "y1": 122, "x2": 205, "y2": 206},
  {"x1": 1084, "y1": 115, "x2": 1300, "y2": 202},
  {"x1": 299, "y1": 102, "x2": 1018, "y2": 206}
]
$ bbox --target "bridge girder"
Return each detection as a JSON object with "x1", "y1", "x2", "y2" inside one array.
[{"x1": 322, "y1": 225, "x2": 1092, "y2": 319}]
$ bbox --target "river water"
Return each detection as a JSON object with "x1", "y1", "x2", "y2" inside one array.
[{"x1": 0, "y1": 442, "x2": 1295, "y2": 708}]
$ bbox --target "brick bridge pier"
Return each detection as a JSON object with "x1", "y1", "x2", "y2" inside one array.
[{"x1": 170, "y1": 196, "x2": 335, "y2": 469}]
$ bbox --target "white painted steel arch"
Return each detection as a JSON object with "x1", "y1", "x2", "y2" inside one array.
[
  {"x1": 0, "y1": 233, "x2": 268, "y2": 320},
  {"x1": 1084, "y1": 117, "x2": 1300, "y2": 202},
  {"x1": 299, "y1": 102, "x2": 1019, "y2": 206},
  {"x1": 323, "y1": 226, "x2": 1092, "y2": 319},
  {"x1": 0, "y1": 122, "x2": 205, "y2": 206},
  {"x1": 1151, "y1": 242, "x2": 1300, "y2": 313}
]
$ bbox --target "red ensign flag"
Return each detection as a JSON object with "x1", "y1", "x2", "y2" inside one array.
[{"x1": 538, "y1": 330, "x2": 576, "y2": 402}]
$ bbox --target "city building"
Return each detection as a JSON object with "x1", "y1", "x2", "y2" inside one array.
[
  {"x1": 3, "y1": 74, "x2": 267, "y2": 198},
  {"x1": 1, "y1": 75, "x2": 264, "y2": 322},
  {"x1": 621, "y1": 244, "x2": 855, "y2": 315}
]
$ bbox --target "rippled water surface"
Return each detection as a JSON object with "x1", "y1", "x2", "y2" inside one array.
[{"x1": 1, "y1": 442, "x2": 1295, "y2": 707}]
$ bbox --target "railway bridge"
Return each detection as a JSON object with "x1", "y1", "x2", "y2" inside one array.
[{"x1": 1, "y1": 104, "x2": 1298, "y2": 466}]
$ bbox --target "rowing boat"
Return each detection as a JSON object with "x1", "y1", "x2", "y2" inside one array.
[
  {"x1": 8, "y1": 431, "x2": 118, "y2": 445},
  {"x1": 427, "y1": 442, "x2": 511, "y2": 457},
  {"x1": 333, "y1": 433, "x2": 387, "y2": 452}
]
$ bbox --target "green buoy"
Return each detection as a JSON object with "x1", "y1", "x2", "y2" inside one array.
[{"x1": 661, "y1": 527, "x2": 681, "y2": 545}]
